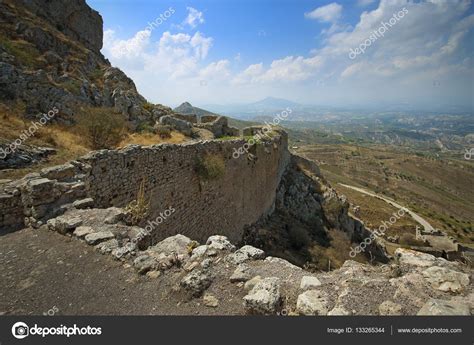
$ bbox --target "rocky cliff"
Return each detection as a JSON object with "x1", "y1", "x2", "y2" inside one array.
[{"x1": 0, "y1": 0, "x2": 173, "y2": 126}]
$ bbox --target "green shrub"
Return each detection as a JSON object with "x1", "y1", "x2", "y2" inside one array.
[
  {"x1": 195, "y1": 154, "x2": 226, "y2": 181},
  {"x1": 154, "y1": 124, "x2": 172, "y2": 138},
  {"x1": 288, "y1": 226, "x2": 311, "y2": 250},
  {"x1": 136, "y1": 122, "x2": 155, "y2": 133},
  {"x1": 76, "y1": 107, "x2": 127, "y2": 149}
]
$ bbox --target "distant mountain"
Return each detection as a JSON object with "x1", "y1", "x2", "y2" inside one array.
[
  {"x1": 249, "y1": 97, "x2": 300, "y2": 110},
  {"x1": 173, "y1": 102, "x2": 218, "y2": 117},
  {"x1": 202, "y1": 97, "x2": 305, "y2": 120}
]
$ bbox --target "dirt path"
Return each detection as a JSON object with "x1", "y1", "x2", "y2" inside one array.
[
  {"x1": 0, "y1": 227, "x2": 245, "y2": 316},
  {"x1": 338, "y1": 183, "x2": 435, "y2": 232}
]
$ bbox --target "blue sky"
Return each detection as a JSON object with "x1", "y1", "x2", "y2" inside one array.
[{"x1": 87, "y1": 0, "x2": 474, "y2": 110}]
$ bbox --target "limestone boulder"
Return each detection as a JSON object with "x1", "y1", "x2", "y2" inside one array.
[
  {"x1": 226, "y1": 245, "x2": 265, "y2": 265},
  {"x1": 300, "y1": 276, "x2": 322, "y2": 290},
  {"x1": 243, "y1": 277, "x2": 281, "y2": 315},
  {"x1": 296, "y1": 290, "x2": 330, "y2": 316},
  {"x1": 180, "y1": 269, "x2": 214, "y2": 297},
  {"x1": 417, "y1": 299, "x2": 470, "y2": 316},
  {"x1": 422, "y1": 266, "x2": 469, "y2": 293},
  {"x1": 206, "y1": 235, "x2": 236, "y2": 252}
]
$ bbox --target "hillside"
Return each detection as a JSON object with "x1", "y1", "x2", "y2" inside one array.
[
  {"x1": 292, "y1": 142, "x2": 474, "y2": 245},
  {"x1": 174, "y1": 102, "x2": 217, "y2": 117}
]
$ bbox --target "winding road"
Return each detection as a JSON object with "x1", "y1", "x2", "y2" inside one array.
[{"x1": 338, "y1": 183, "x2": 435, "y2": 232}]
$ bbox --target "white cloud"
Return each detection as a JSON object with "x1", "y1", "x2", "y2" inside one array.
[
  {"x1": 232, "y1": 63, "x2": 264, "y2": 84},
  {"x1": 103, "y1": 29, "x2": 213, "y2": 79},
  {"x1": 199, "y1": 60, "x2": 231, "y2": 81},
  {"x1": 103, "y1": 29, "x2": 151, "y2": 59},
  {"x1": 183, "y1": 7, "x2": 205, "y2": 28},
  {"x1": 305, "y1": 3, "x2": 343, "y2": 23},
  {"x1": 102, "y1": 0, "x2": 474, "y2": 108}
]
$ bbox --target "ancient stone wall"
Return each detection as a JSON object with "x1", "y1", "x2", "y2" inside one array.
[
  {"x1": 172, "y1": 114, "x2": 198, "y2": 123},
  {"x1": 81, "y1": 132, "x2": 290, "y2": 243},
  {"x1": 0, "y1": 132, "x2": 291, "y2": 243}
]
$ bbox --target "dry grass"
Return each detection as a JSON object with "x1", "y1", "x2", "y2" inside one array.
[
  {"x1": 118, "y1": 131, "x2": 188, "y2": 147},
  {"x1": 195, "y1": 154, "x2": 226, "y2": 181},
  {"x1": 124, "y1": 178, "x2": 150, "y2": 226},
  {"x1": 0, "y1": 104, "x2": 190, "y2": 180},
  {"x1": 335, "y1": 184, "x2": 419, "y2": 238}
]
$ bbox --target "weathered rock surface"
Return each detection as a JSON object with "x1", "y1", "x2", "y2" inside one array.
[
  {"x1": 244, "y1": 276, "x2": 263, "y2": 292},
  {"x1": 230, "y1": 264, "x2": 252, "y2": 283},
  {"x1": 378, "y1": 300, "x2": 403, "y2": 315},
  {"x1": 85, "y1": 231, "x2": 114, "y2": 245},
  {"x1": 417, "y1": 299, "x2": 470, "y2": 316},
  {"x1": 149, "y1": 234, "x2": 193, "y2": 257},
  {"x1": 243, "y1": 277, "x2": 281, "y2": 315},
  {"x1": 206, "y1": 235, "x2": 235, "y2": 252},
  {"x1": 300, "y1": 276, "x2": 322, "y2": 290},
  {"x1": 422, "y1": 266, "x2": 469, "y2": 293},
  {"x1": 181, "y1": 269, "x2": 214, "y2": 297},
  {"x1": 296, "y1": 290, "x2": 330, "y2": 315},
  {"x1": 73, "y1": 226, "x2": 94, "y2": 238},
  {"x1": 159, "y1": 115, "x2": 193, "y2": 136},
  {"x1": 226, "y1": 245, "x2": 265, "y2": 264},
  {"x1": 47, "y1": 215, "x2": 82, "y2": 234},
  {"x1": 203, "y1": 293, "x2": 219, "y2": 308}
]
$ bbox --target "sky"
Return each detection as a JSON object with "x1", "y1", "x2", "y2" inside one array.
[{"x1": 87, "y1": 0, "x2": 474, "y2": 111}]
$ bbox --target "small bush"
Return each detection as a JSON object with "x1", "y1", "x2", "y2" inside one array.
[
  {"x1": 143, "y1": 102, "x2": 155, "y2": 112},
  {"x1": 288, "y1": 226, "x2": 311, "y2": 250},
  {"x1": 125, "y1": 178, "x2": 150, "y2": 226},
  {"x1": 136, "y1": 122, "x2": 155, "y2": 133},
  {"x1": 76, "y1": 107, "x2": 127, "y2": 149},
  {"x1": 195, "y1": 154, "x2": 226, "y2": 181},
  {"x1": 154, "y1": 124, "x2": 172, "y2": 138},
  {"x1": 399, "y1": 233, "x2": 426, "y2": 247}
]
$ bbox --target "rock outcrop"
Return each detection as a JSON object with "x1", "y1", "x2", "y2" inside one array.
[
  {"x1": 18, "y1": 0, "x2": 104, "y2": 53},
  {"x1": 0, "y1": 0, "x2": 171, "y2": 125}
]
